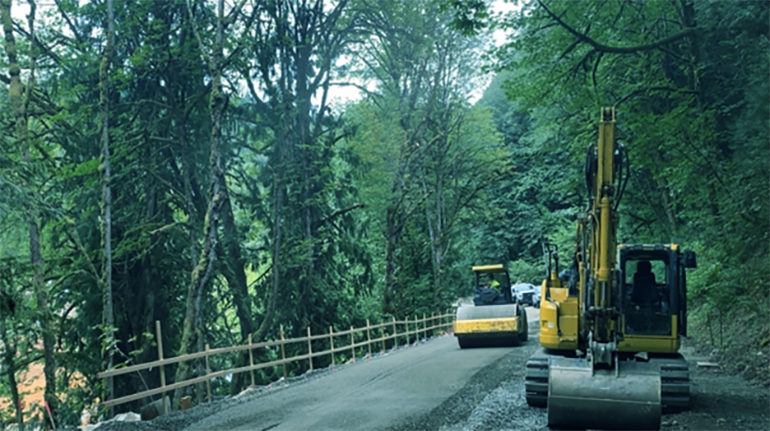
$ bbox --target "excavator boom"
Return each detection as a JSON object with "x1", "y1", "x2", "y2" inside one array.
[{"x1": 543, "y1": 108, "x2": 663, "y2": 430}]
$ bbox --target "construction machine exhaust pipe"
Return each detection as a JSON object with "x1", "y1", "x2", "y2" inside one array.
[{"x1": 547, "y1": 357, "x2": 661, "y2": 430}]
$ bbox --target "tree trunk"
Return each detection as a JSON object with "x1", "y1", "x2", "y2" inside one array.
[
  {"x1": 383, "y1": 204, "x2": 401, "y2": 315},
  {"x1": 420, "y1": 166, "x2": 440, "y2": 310},
  {"x1": 254, "y1": 89, "x2": 288, "y2": 349},
  {"x1": 222, "y1": 199, "x2": 256, "y2": 396},
  {"x1": 0, "y1": 318, "x2": 23, "y2": 431},
  {"x1": 2, "y1": 0, "x2": 58, "y2": 424},
  {"x1": 657, "y1": 177, "x2": 678, "y2": 238},
  {"x1": 434, "y1": 163, "x2": 444, "y2": 311},
  {"x1": 99, "y1": 0, "x2": 116, "y2": 415},
  {"x1": 174, "y1": 0, "x2": 228, "y2": 408},
  {"x1": 265, "y1": 154, "x2": 284, "y2": 340},
  {"x1": 28, "y1": 126, "x2": 58, "y2": 428}
]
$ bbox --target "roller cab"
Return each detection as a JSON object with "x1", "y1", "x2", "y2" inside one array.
[{"x1": 454, "y1": 264, "x2": 528, "y2": 348}]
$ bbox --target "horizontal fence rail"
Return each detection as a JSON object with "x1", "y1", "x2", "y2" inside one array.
[{"x1": 97, "y1": 313, "x2": 456, "y2": 410}]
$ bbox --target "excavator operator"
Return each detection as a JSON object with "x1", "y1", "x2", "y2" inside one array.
[{"x1": 632, "y1": 261, "x2": 658, "y2": 305}]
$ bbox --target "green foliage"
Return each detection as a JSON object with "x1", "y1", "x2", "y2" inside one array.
[
  {"x1": 1, "y1": 0, "x2": 767, "y2": 422},
  {"x1": 345, "y1": 0, "x2": 511, "y2": 316},
  {"x1": 508, "y1": 259, "x2": 544, "y2": 286},
  {"x1": 440, "y1": 0, "x2": 490, "y2": 36},
  {"x1": 489, "y1": 0, "x2": 769, "y2": 382}
]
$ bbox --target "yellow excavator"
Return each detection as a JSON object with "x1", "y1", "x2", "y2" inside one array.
[
  {"x1": 525, "y1": 108, "x2": 697, "y2": 430},
  {"x1": 454, "y1": 264, "x2": 528, "y2": 348}
]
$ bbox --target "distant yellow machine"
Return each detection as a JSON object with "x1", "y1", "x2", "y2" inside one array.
[
  {"x1": 525, "y1": 108, "x2": 697, "y2": 430},
  {"x1": 454, "y1": 264, "x2": 528, "y2": 348}
]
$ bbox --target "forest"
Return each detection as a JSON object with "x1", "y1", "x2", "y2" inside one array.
[{"x1": 0, "y1": 0, "x2": 767, "y2": 428}]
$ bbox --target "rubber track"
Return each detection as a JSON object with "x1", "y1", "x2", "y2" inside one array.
[
  {"x1": 524, "y1": 356, "x2": 548, "y2": 408},
  {"x1": 661, "y1": 361, "x2": 689, "y2": 413}
]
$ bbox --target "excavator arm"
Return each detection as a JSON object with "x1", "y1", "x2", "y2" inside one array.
[
  {"x1": 547, "y1": 108, "x2": 661, "y2": 430},
  {"x1": 584, "y1": 107, "x2": 622, "y2": 364}
]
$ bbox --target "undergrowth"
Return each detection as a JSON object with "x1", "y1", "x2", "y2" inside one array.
[{"x1": 689, "y1": 301, "x2": 770, "y2": 387}]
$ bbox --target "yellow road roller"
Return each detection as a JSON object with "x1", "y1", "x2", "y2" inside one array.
[{"x1": 454, "y1": 264, "x2": 528, "y2": 348}]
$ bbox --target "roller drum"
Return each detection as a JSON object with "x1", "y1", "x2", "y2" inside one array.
[
  {"x1": 455, "y1": 303, "x2": 519, "y2": 320},
  {"x1": 454, "y1": 304, "x2": 521, "y2": 348}
]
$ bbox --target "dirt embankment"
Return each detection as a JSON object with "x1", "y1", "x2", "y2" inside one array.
[{"x1": 689, "y1": 307, "x2": 770, "y2": 388}]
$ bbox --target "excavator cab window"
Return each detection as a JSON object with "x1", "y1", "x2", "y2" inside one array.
[{"x1": 621, "y1": 251, "x2": 673, "y2": 336}]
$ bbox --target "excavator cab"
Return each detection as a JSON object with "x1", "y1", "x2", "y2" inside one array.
[{"x1": 619, "y1": 244, "x2": 696, "y2": 346}]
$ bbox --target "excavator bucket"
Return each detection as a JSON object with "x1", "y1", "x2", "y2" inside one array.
[{"x1": 547, "y1": 357, "x2": 661, "y2": 430}]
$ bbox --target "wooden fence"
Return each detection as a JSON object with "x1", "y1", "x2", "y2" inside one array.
[{"x1": 97, "y1": 313, "x2": 455, "y2": 411}]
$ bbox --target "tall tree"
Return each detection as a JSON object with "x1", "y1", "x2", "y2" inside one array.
[
  {"x1": 355, "y1": 0, "x2": 442, "y2": 315},
  {"x1": 1, "y1": 0, "x2": 59, "y2": 424},
  {"x1": 98, "y1": 0, "x2": 116, "y2": 415},
  {"x1": 351, "y1": 0, "x2": 504, "y2": 314},
  {"x1": 173, "y1": 0, "x2": 250, "y2": 407},
  {"x1": 239, "y1": 0, "x2": 362, "y2": 338}
]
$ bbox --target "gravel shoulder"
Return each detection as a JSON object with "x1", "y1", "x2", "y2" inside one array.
[
  {"x1": 661, "y1": 341, "x2": 769, "y2": 431},
  {"x1": 389, "y1": 307, "x2": 768, "y2": 431}
]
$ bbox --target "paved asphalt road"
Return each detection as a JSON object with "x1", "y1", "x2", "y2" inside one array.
[{"x1": 184, "y1": 308, "x2": 540, "y2": 431}]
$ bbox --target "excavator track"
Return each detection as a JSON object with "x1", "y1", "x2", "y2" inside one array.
[
  {"x1": 524, "y1": 354, "x2": 548, "y2": 407},
  {"x1": 525, "y1": 353, "x2": 690, "y2": 413},
  {"x1": 660, "y1": 358, "x2": 690, "y2": 413}
]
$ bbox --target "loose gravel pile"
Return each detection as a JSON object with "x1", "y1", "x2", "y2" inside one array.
[
  {"x1": 386, "y1": 339, "x2": 544, "y2": 431},
  {"x1": 441, "y1": 379, "x2": 548, "y2": 431}
]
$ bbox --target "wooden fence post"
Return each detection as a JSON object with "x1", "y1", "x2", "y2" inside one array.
[
  {"x1": 404, "y1": 316, "x2": 409, "y2": 348},
  {"x1": 406, "y1": 316, "x2": 417, "y2": 347},
  {"x1": 366, "y1": 319, "x2": 372, "y2": 357},
  {"x1": 392, "y1": 317, "x2": 397, "y2": 349},
  {"x1": 205, "y1": 344, "x2": 212, "y2": 403},
  {"x1": 329, "y1": 326, "x2": 335, "y2": 366},
  {"x1": 155, "y1": 320, "x2": 168, "y2": 414},
  {"x1": 422, "y1": 313, "x2": 426, "y2": 340},
  {"x1": 280, "y1": 325, "x2": 287, "y2": 378},
  {"x1": 350, "y1": 326, "x2": 355, "y2": 363},
  {"x1": 431, "y1": 312, "x2": 435, "y2": 337},
  {"x1": 248, "y1": 333, "x2": 255, "y2": 387},
  {"x1": 307, "y1": 327, "x2": 313, "y2": 371},
  {"x1": 381, "y1": 319, "x2": 386, "y2": 353}
]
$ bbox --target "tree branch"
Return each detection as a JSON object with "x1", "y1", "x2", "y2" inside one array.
[
  {"x1": 537, "y1": 0, "x2": 695, "y2": 54},
  {"x1": 615, "y1": 86, "x2": 698, "y2": 107},
  {"x1": 318, "y1": 203, "x2": 365, "y2": 229}
]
